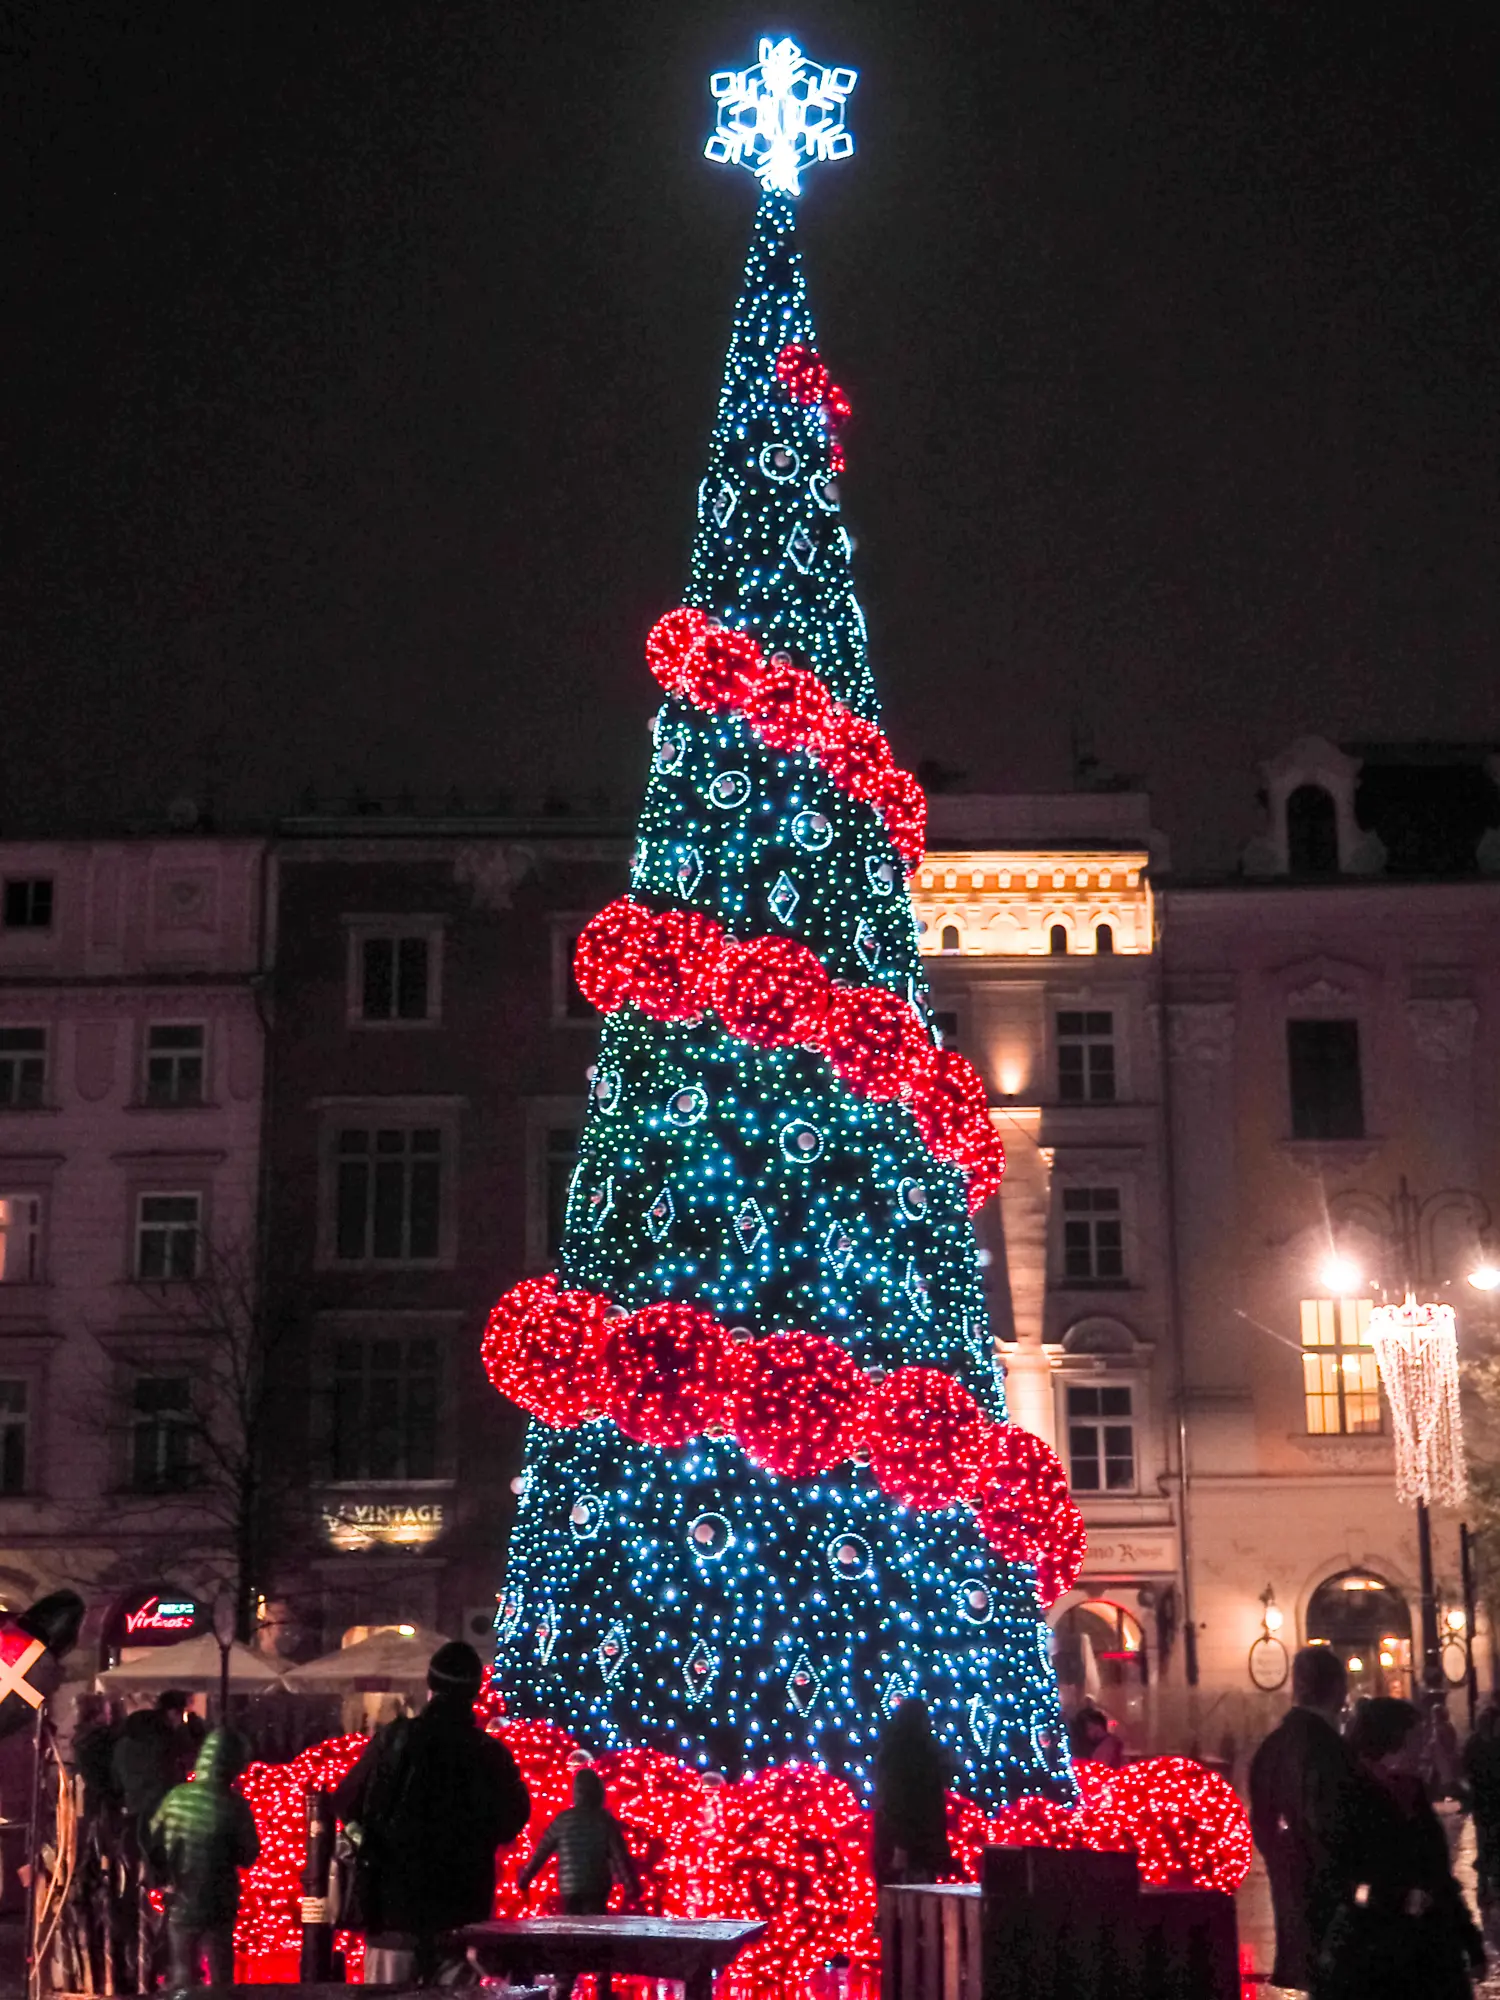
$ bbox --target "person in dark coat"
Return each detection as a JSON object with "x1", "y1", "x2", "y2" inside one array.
[
  {"x1": 1249, "y1": 1645, "x2": 1359, "y2": 1990},
  {"x1": 333, "y1": 1640, "x2": 530, "y2": 1984},
  {"x1": 111, "y1": 1691, "x2": 194, "y2": 1844},
  {"x1": 518, "y1": 1768, "x2": 641, "y2": 2000},
  {"x1": 1463, "y1": 1702, "x2": 1500, "y2": 1907},
  {"x1": 871, "y1": 1698, "x2": 954, "y2": 1886},
  {"x1": 1319, "y1": 1696, "x2": 1485, "y2": 2000}
]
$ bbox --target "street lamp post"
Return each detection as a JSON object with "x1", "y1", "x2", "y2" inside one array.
[{"x1": 1323, "y1": 1176, "x2": 1495, "y2": 1701}]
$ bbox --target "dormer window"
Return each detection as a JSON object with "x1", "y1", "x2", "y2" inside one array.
[
  {"x1": 1049, "y1": 924, "x2": 1068, "y2": 956},
  {"x1": 1287, "y1": 784, "x2": 1339, "y2": 875}
]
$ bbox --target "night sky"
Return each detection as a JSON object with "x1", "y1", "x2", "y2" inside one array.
[{"x1": 7, "y1": 1, "x2": 1497, "y2": 866}]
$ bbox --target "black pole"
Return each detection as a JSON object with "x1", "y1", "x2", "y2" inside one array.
[
  {"x1": 1461, "y1": 1521, "x2": 1481, "y2": 1728},
  {"x1": 299, "y1": 1789, "x2": 337, "y2": 1982},
  {"x1": 1416, "y1": 1498, "x2": 1443, "y2": 1695},
  {"x1": 218, "y1": 1638, "x2": 231, "y2": 1726}
]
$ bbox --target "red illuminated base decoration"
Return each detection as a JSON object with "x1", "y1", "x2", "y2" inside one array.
[
  {"x1": 485, "y1": 1275, "x2": 1085, "y2": 1606},
  {"x1": 645, "y1": 610, "x2": 926, "y2": 868},
  {"x1": 574, "y1": 898, "x2": 1004, "y2": 1211},
  {"x1": 235, "y1": 1731, "x2": 1251, "y2": 1988}
]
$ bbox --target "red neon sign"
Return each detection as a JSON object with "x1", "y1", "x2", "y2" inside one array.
[{"x1": 124, "y1": 1596, "x2": 197, "y2": 1636}]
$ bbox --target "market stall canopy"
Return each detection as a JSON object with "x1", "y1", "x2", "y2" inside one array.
[
  {"x1": 280, "y1": 1625, "x2": 451, "y2": 1694},
  {"x1": 97, "y1": 1634, "x2": 285, "y2": 1692}
]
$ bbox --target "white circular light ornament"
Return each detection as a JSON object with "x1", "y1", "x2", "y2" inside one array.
[
  {"x1": 705, "y1": 37, "x2": 857, "y2": 198},
  {"x1": 665, "y1": 1083, "x2": 709, "y2": 1128},
  {"x1": 959, "y1": 1580, "x2": 994, "y2": 1626},
  {"x1": 655, "y1": 726, "x2": 688, "y2": 775},
  {"x1": 709, "y1": 769, "x2": 752, "y2": 811},
  {"x1": 827, "y1": 1533, "x2": 873, "y2": 1580},
  {"x1": 779, "y1": 1118, "x2": 825, "y2": 1164},
  {"x1": 791, "y1": 809, "x2": 833, "y2": 852},
  {"x1": 810, "y1": 474, "x2": 840, "y2": 512},
  {"x1": 898, "y1": 1178, "x2": 928, "y2": 1221},
  {"x1": 568, "y1": 1493, "x2": 605, "y2": 1541},
  {"x1": 759, "y1": 442, "x2": 801, "y2": 482},
  {"x1": 593, "y1": 1067, "x2": 622, "y2": 1114},
  {"x1": 688, "y1": 1512, "x2": 733, "y2": 1561},
  {"x1": 866, "y1": 856, "x2": 896, "y2": 897}
]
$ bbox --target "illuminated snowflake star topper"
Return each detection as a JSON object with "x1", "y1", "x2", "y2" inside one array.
[{"x1": 705, "y1": 36, "x2": 857, "y2": 196}]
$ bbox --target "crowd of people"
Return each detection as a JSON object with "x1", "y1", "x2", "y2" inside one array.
[{"x1": 1250, "y1": 1644, "x2": 1495, "y2": 1999}]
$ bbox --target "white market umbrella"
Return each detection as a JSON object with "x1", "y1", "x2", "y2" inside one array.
[
  {"x1": 280, "y1": 1626, "x2": 449, "y2": 1694},
  {"x1": 97, "y1": 1633, "x2": 284, "y2": 1693}
]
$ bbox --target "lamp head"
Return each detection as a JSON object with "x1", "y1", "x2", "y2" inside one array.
[
  {"x1": 1467, "y1": 1263, "x2": 1500, "y2": 1293},
  {"x1": 1320, "y1": 1255, "x2": 1363, "y2": 1296}
]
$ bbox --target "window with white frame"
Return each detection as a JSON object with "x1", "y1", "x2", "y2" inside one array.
[
  {"x1": 1066, "y1": 1383, "x2": 1136, "y2": 1492},
  {"x1": 0, "y1": 1029, "x2": 47, "y2": 1108},
  {"x1": 1061, "y1": 1187, "x2": 1124, "y2": 1282},
  {"x1": 1301, "y1": 1296, "x2": 1381, "y2": 1434},
  {"x1": 0, "y1": 1196, "x2": 43, "y2": 1284},
  {"x1": 355, "y1": 932, "x2": 437, "y2": 1024},
  {"x1": 130, "y1": 1374, "x2": 195, "y2": 1490},
  {"x1": 134, "y1": 1194, "x2": 201, "y2": 1282},
  {"x1": 1057, "y1": 1010, "x2": 1117, "y2": 1103},
  {"x1": 0, "y1": 1379, "x2": 28, "y2": 1494},
  {"x1": 144, "y1": 1024, "x2": 206, "y2": 1106},
  {"x1": 334, "y1": 1127, "x2": 444, "y2": 1263}
]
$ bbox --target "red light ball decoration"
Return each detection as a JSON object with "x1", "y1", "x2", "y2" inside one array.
[
  {"x1": 679, "y1": 624, "x2": 763, "y2": 712},
  {"x1": 632, "y1": 906, "x2": 724, "y2": 1021},
  {"x1": 867, "y1": 1367, "x2": 987, "y2": 1509},
  {"x1": 644, "y1": 606, "x2": 714, "y2": 696},
  {"x1": 1093, "y1": 1759, "x2": 1253, "y2": 1895},
  {"x1": 820, "y1": 984, "x2": 927, "y2": 1100},
  {"x1": 602, "y1": 1300, "x2": 732, "y2": 1446},
  {"x1": 740, "y1": 653, "x2": 834, "y2": 752},
  {"x1": 482, "y1": 1275, "x2": 607, "y2": 1429},
  {"x1": 817, "y1": 709, "x2": 893, "y2": 798},
  {"x1": 871, "y1": 765, "x2": 927, "y2": 869},
  {"x1": 572, "y1": 897, "x2": 652, "y2": 1013},
  {"x1": 910, "y1": 1046, "x2": 992, "y2": 1159},
  {"x1": 775, "y1": 341, "x2": 831, "y2": 407},
  {"x1": 720, "y1": 1764, "x2": 876, "y2": 1985},
  {"x1": 731, "y1": 1329, "x2": 870, "y2": 1477},
  {"x1": 714, "y1": 934, "x2": 831, "y2": 1047}
]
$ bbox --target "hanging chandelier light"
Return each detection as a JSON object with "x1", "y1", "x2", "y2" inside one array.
[{"x1": 1367, "y1": 1293, "x2": 1466, "y2": 1509}]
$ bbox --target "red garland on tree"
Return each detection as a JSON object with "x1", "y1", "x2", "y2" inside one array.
[
  {"x1": 774, "y1": 341, "x2": 853, "y2": 435},
  {"x1": 483, "y1": 1274, "x2": 1084, "y2": 1604},
  {"x1": 822, "y1": 984, "x2": 930, "y2": 1100},
  {"x1": 632, "y1": 906, "x2": 724, "y2": 1021},
  {"x1": 571, "y1": 897, "x2": 653, "y2": 1012},
  {"x1": 714, "y1": 934, "x2": 832, "y2": 1046}
]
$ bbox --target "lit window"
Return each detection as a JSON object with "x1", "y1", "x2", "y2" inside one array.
[
  {"x1": 135, "y1": 1195, "x2": 201, "y2": 1282},
  {"x1": 0, "y1": 1380, "x2": 28, "y2": 1494},
  {"x1": 1057, "y1": 1010, "x2": 1116, "y2": 1104},
  {"x1": 0, "y1": 1029, "x2": 46, "y2": 1109},
  {"x1": 358, "y1": 934, "x2": 435, "y2": 1023},
  {"x1": 1301, "y1": 1297, "x2": 1381, "y2": 1435},
  {"x1": 0, "y1": 1196, "x2": 43, "y2": 1284},
  {"x1": 131, "y1": 1375, "x2": 195, "y2": 1490},
  {"x1": 1062, "y1": 1188, "x2": 1124, "y2": 1282},
  {"x1": 1067, "y1": 1385, "x2": 1136, "y2": 1492},
  {"x1": 144, "y1": 1025, "x2": 205, "y2": 1106},
  {"x1": 2, "y1": 880, "x2": 53, "y2": 931},
  {"x1": 331, "y1": 1336, "x2": 442, "y2": 1481},
  {"x1": 335, "y1": 1128, "x2": 443, "y2": 1262}
]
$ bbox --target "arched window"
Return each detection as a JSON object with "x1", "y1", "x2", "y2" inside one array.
[
  {"x1": 1287, "y1": 784, "x2": 1339, "y2": 875},
  {"x1": 1305, "y1": 1571, "x2": 1412, "y2": 1699},
  {"x1": 1095, "y1": 924, "x2": 1114, "y2": 955},
  {"x1": 940, "y1": 924, "x2": 960, "y2": 954},
  {"x1": 1049, "y1": 924, "x2": 1068, "y2": 955}
]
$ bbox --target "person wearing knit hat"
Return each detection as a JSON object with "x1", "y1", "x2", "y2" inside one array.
[{"x1": 335, "y1": 1638, "x2": 530, "y2": 1984}]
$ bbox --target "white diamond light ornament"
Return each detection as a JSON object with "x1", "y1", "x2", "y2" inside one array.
[{"x1": 705, "y1": 37, "x2": 857, "y2": 197}]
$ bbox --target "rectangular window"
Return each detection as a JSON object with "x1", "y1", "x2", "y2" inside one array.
[
  {"x1": 331, "y1": 1336, "x2": 442, "y2": 1481},
  {"x1": 0, "y1": 1029, "x2": 46, "y2": 1109},
  {"x1": 335, "y1": 1128, "x2": 443, "y2": 1262},
  {"x1": 3, "y1": 880, "x2": 53, "y2": 931},
  {"x1": 134, "y1": 1194, "x2": 201, "y2": 1282},
  {"x1": 561, "y1": 933, "x2": 598, "y2": 1021},
  {"x1": 360, "y1": 936, "x2": 432, "y2": 1022},
  {"x1": 144, "y1": 1024, "x2": 206, "y2": 1106},
  {"x1": 0, "y1": 1196, "x2": 43, "y2": 1284},
  {"x1": 1061, "y1": 1187, "x2": 1124, "y2": 1282},
  {"x1": 0, "y1": 1380, "x2": 28, "y2": 1495},
  {"x1": 1287, "y1": 1019, "x2": 1364, "y2": 1139},
  {"x1": 130, "y1": 1375, "x2": 195, "y2": 1491},
  {"x1": 1057, "y1": 1010, "x2": 1117, "y2": 1104},
  {"x1": 545, "y1": 1128, "x2": 578, "y2": 1258},
  {"x1": 1066, "y1": 1384, "x2": 1136, "y2": 1492},
  {"x1": 1301, "y1": 1296, "x2": 1381, "y2": 1435}
]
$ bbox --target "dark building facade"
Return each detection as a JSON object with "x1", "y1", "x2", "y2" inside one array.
[{"x1": 262, "y1": 813, "x2": 628, "y2": 1652}]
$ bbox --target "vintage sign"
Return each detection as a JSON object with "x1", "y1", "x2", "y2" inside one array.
[{"x1": 322, "y1": 1498, "x2": 445, "y2": 1552}]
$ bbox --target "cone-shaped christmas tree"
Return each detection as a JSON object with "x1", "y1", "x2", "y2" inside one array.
[{"x1": 486, "y1": 36, "x2": 1082, "y2": 1815}]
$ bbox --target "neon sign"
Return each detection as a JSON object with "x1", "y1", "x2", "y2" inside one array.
[{"x1": 124, "y1": 1595, "x2": 198, "y2": 1636}]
